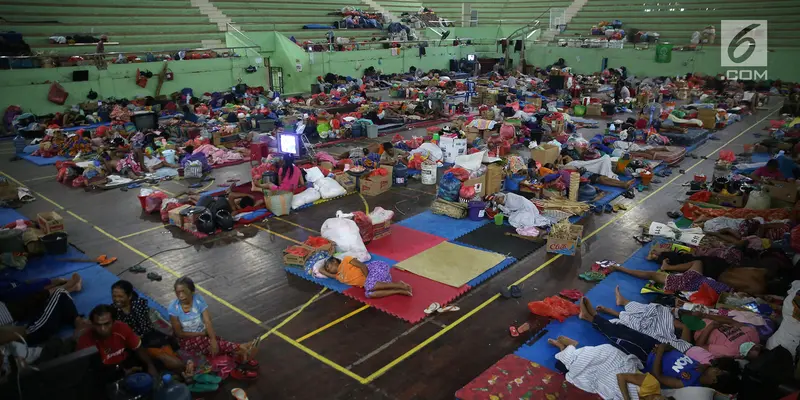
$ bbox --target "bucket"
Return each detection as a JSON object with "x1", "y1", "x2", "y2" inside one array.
[
  {"x1": 0, "y1": 229, "x2": 25, "y2": 253},
  {"x1": 137, "y1": 195, "x2": 148, "y2": 210},
  {"x1": 421, "y1": 163, "x2": 437, "y2": 185},
  {"x1": 41, "y1": 232, "x2": 69, "y2": 255},
  {"x1": 494, "y1": 213, "x2": 504, "y2": 225},
  {"x1": 468, "y1": 201, "x2": 486, "y2": 221},
  {"x1": 640, "y1": 171, "x2": 653, "y2": 186},
  {"x1": 393, "y1": 164, "x2": 408, "y2": 186},
  {"x1": 162, "y1": 149, "x2": 176, "y2": 164}
]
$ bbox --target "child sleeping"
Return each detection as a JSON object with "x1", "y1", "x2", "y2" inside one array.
[{"x1": 319, "y1": 256, "x2": 412, "y2": 298}]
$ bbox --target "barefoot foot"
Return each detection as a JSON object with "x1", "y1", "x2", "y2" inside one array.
[
  {"x1": 614, "y1": 285, "x2": 626, "y2": 306},
  {"x1": 556, "y1": 336, "x2": 578, "y2": 348}
]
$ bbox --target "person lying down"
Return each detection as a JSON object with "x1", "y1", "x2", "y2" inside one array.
[{"x1": 319, "y1": 256, "x2": 412, "y2": 298}]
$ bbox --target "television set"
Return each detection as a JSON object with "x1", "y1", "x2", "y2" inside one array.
[
  {"x1": 278, "y1": 131, "x2": 301, "y2": 156},
  {"x1": 467, "y1": 54, "x2": 476, "y2": 62}
]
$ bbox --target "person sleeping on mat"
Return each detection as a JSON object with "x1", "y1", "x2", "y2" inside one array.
[
  {"x1": 187, "y1": 187, "x2": 264, "y2": 213},
  {"x1": 320, "y1": 256, "x2": 412, "y2": 298}
]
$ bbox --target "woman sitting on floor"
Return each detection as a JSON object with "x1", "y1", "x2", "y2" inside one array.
[
  {"x1": 252, "y1": 153, "x2": 305, "y2": 193},
  {"x1": 111, "y1": 280, "x2": 186, "y2": 375},
  {"x1": 320, "y1": 256, "x2": 412, "y2": 298},
  {"x1": 168, "y1": 277, "x2": 259, "y2": 360}
]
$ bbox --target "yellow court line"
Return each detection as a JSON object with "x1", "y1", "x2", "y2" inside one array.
[
  {"x1": 296, "y1": 305, "x2": 370, "y2": 343},
  {"x1": 274, "y1": 216, "x2": 320, "y2": 234},
  {"x1": 358, "y1": 193, "x2": 370, "y2": 214},
  {"x1": 261, "y1": 288, "x2": 328, "y2": 340},
  {"x1": 34, "y1": 192, "x2": 65, "y2": 210},
  {"x1": 399, "y1": 186, "x2": 436, "y2": 196},
  {"x1": 273, "y1": 330, "x2": 369, "y2": 383},
  {"x1": 252, "y1": 224, "x2": 304, "y2": 245},
  {"x1": 25, "y1": 174, "x2": 57, "y2": 182},
  {"x1": 66, "y1": 210, "x2": 88, "y2": 223},
  {"x1": 118, "y1": 225, "x2": 168, "y2": 240},
  {"x1": 361, "y1": 107, "x2": 779, "y2": 384}
]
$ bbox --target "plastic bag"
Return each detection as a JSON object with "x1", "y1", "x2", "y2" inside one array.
[
  {"x1": 689, "y1": 283, "x2": 720, "y2": 306},
  {"x1": 437, "y1": 172, "x2": 462, "y2": 201},
  {"x1": 527, "y1": 296, "x2": 580, "y2": 322},
  {"x1": 145, "y1": 191, "x2": 169, "y2": 214},
  {"x1": 320, "y1": 214, "x2": 370, "y2": 262},
  {"x1": 314, "y1": 177, "x2": 346, "y2": 199},
  {"x1": 352, "y1": 211, "x2": 374, "y2": 242},
  {"x1": 745, "y1": 190, "x2": 770, "y2": 210},
  {"x1": 459, "y1": 185, "x2": 476, "y2": 200},
  {"x1": 291, "y1": 187, "x2": 321, "y2": 209},
  {"x1": 688, "y1": 190, "x2": 712, "y2": 202},
  {"x1": 719, "y1": 150, "x2": 736, "y2": 162},
  {"x1": 444, "y1": 167, "x2": 470, "y2": 182}
]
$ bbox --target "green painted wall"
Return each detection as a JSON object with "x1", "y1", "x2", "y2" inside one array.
[
  {"x1": 525, "y1": 45, "x2": 798, "y2": 81},
  {"x1": 0, "y1": 56, "x2": 268, "y2": 115}
]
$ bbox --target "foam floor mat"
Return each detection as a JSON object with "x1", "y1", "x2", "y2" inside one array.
[
  {"x1": 284, "y1": 254, "x2": 398, "y2": 294},
  {"x1": 453, "y1": 223, "x2": 546, "y2": 260},
  {"x1": 1, "y1": 246, "x2": 99, "y2": 282},
  {"x1": 396, "y1": 211, "x2": 489, "y2": 240},
  {"x1": 455, "y1": 354, "x2": 600, "y2": 400},
  {"x1": 396, "y1": 242, "x2": 507, "y2": 288},
  {"x1": 592, "y1": 184, "x2": 626, "y2": 206},
  {"x1": 0, "y1": 207, "x2": 25, "y2": 226},
  {"x1": 63, "y1": 264, "x2": 168, "y2": 317},
  {"x1": 343, "y1": 268, "x2": 469, "y2": 323},
  {"x1": 22, "y1": 154, "x2": 66, "y2": 165},
  {"x1": 513, "y1": 245, "x2": 660, "y2": 370},
  {"x1": 366, "y1": 225, "x2": 446, "y2": 262}
]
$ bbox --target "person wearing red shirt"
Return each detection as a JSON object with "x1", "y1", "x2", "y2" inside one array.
[
  {"x1": 752, "y1": 159, "x2": 785, "y2": 181},
  {"x1": 77, "y1": 304, "x2": 157, "y2": 382}
]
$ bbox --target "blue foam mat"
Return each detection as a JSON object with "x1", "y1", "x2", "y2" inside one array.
[
  {"x1": 61, "y1": 264, "x2": 169, "y2": 318},
  {"x1": 284, "y1": 254, "x2": 398, "y2": 293},
  {"x1": 0, "y1": 207, "x2": 26, "y2": 226},
  {"x1": 513, "y1": 245, "x2": 659, "y2": 370},
  {"x1": 22, "y1": 154, "x2": 66, "y2": 165},
  {"x1": 397, "y1": 210, "x2": 490, "y2": 240},
  {"x1": 591, "y1": 184, "x2": 626, "y2": 206},
  {"x1": 732, "y1": 152, "x2": 771, "y2": 174},
  {"x1": 1, "y1": 246, "x2": 98, "y2": 282}
]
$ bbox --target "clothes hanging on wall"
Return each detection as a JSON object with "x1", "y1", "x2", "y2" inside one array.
[{"x1": 514, "y1": 40, "x2": 523, "y2": 52}]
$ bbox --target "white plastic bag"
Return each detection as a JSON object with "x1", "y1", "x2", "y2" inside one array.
[
  {"x1": 745, "y1": 190, "x2": 771, "y2": 210},
  {"x1": 369, "y1": 207, "x2": 395, "y2": 224},
  {"x1": 303, "y1": 166, "x2": 325, "y2": 183},
  {"x1": 454, "y1": 150, "x2": 486, "y2": 172},
  {"x1": 291, "y1": 187, "x2": 321, "y2": 209},
  {"x1": 320, "y1": 214, "x2": 371, "y2": 262},
  {"x1": 314, "y1": 177, "x2": 347, "y2": 199}
]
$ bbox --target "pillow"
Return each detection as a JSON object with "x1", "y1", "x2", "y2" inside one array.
[{"x1": 304, "y1": 166, "x2": 325, "y2": 183}]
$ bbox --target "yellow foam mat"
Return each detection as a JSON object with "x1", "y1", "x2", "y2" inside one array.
[{"x1": 396, "y1": 242, "x2": 506, "y2": 288}]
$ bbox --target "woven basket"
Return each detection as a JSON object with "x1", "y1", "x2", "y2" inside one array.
[{"x1": 431, "y1": 198, "x2": 468, "y2": 219}]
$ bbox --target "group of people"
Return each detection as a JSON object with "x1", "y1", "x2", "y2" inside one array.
[{"x1": 0, "y1": 275, "x2": 259, "y2": 386}]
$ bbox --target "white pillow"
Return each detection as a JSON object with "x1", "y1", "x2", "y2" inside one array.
[{"x1": 304, "y1": 166, "x2": 325, "y2": 183}]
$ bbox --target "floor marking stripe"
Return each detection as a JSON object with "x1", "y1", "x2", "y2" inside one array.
[
  {"x1": 25, "y1": 174, "x2": 57, "y2": 182},
  {"x1": 359, "y1": 192, "x2": 370, "y2": 214},
  {"x1": 274, "y1": 217, "x2": 320, "y2": 233},
  {"x1": 273, "y1": 330, "x2": 369, "y2": 383},
  {"x1": 66, "y1": 210, "x2": 88, "y2": 223},
  {"x1": 261, "y1": 288, "x2": 327, "y2": 339},
  {"x1": 360, "y1": 107, "x2": 780, "y2": 384},
  {"x1": 117, "y1": 225, "x2": 168, "y2": 240},
  {"x1": 296, "y1": 305, "x2": 371, "y2": 343}
]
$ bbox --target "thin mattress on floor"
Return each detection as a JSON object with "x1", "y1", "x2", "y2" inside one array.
[{"x1": 395, "y1": 241, "x2": 507, "y2": 288}]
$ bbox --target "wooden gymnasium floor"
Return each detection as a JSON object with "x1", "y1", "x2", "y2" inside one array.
[{"x1": 0, "y1": 100, "x2": 782, "y2": 399}]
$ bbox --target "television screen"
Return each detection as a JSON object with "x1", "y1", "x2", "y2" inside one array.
[
  {"x1": 278, "y1": 132, "x2": 300, "y2": 156},
  {"x1": 467, "y1": 54, "x2": 476, "y2": 61}
]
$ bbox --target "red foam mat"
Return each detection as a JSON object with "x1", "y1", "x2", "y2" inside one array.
[
  {"x1": 366, "y1": 225, "x2": 446, "y2": 262},
  {"x1": 343, "y1": 269, "x2": 469, "y2": 324},
  {"x1": 455, "y1": 354, "x2": 600, "y2": 400}
]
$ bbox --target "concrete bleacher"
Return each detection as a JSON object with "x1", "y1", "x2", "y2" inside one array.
[
  {"x1": 212, "y1": 0, "x2": 386, "y2": 43},
  {"x1": 0, "y1": 0, "x2": 224, "y2": 55},
  {"x1": 418, "y1": 0, "x2": 573, "y2": 26},
  {"x1": 557, "y1": 0, "x2": 800, "y2": 48}
]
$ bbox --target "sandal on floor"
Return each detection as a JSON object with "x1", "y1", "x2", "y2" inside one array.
[
  {"x1": 622, "y1": 189, "x2": 635, "y2": 199},
  {"x1": 633, "y1": 234, "x2": 653, "y2": 244},
  {"x1": 188, "y1": 382, "x2": 219, "y2": 393},
  {"x1": 509, "y1": 285, "x2": 522, "y2": 298},
  {"x1": 509, "y1": 325, "x2": 520, "y2": 337},
  {"x1": 615, "y1": 203, "x2": 629, "y2": 210},
  {"x1": 231, "y1": 388, "x2": 249, "y2": 400},
  {"x1": 578, "y1": 271, "x2": 607, "y2": 282},
  {"x1": 238, "y1": 359, "x2": 259, "y2": 371},
  {"x1": 230, "y1": 368, "x2": 258, "y2": 381},
  {"x1": 437, "y1": 305, "x2": 460, "y2": 313},
  {"x1": 146, "y1": 272, "x2": 162, "y2": 281},
  {"x1": 96, "y1": 255, "x2": 118, "y2": 266},
  {"x1": 129, "y1": 265, "x2": 147, "y2": 273},
  {"x1": 424, "y1": 302, "x2": 441, "y2": 314},
  {"x1": 667, "y1": 211, "x2": 682, "y2": 219},
  {"x1": 559, "y1": 289, "x2": 583, "y2": 301}
]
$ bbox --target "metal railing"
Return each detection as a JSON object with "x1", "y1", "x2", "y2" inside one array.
[
  {"x1": 225, "y1": 23, "x2": 264, "y2": 58},
  {"x1": 0, "y1": 46, "x2": 261, "y2": 70}
]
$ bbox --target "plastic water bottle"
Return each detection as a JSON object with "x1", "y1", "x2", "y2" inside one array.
[
  {"x1": 154, "y1": 374, "x2": 191, "y2": 400},
  {"x1": 13, "y1": 134, "x2": 26, "y2": 154}
]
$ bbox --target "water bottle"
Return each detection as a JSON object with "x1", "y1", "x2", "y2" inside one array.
[
  {"x1": 13, "y1": 134, "x2": 26, "y2": 154},
  {"x1": 154, "y1": 374, "x2": 191, "y2": 400}
]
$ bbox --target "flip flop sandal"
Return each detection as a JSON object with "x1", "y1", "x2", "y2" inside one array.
[
  {"x1": 500, "y1": 287, "x2": 512, "y2": 299},
  {"x1": 636, "y1": 184, "x2": 645, "y2": 192},
  {"x1": 559, "y1": 289, "x2": 583, "y2": 301},
  {"x1": 97, "y1": 255, "x2": 118, "y2": 266},
  {"x1": 679, "y1": 169, "x2": 686, "y2": 174},
  {"x1": 509, "y1": 285, "x2": 522, "y2": 298},
  {"x1": 681, "y1": 182, "x2": 691, "y2": 186},
  {"x1": 578, "y1": 271, "x2": 606, "y2": 282},
  {"x1": 188, "y1": 382, "x2": 219, "y2": 393},
  {"x1": 509, "y1": 325, "x2": 520, "y2": 337},
  {"x1": 230, "y1": 368, "x2": 258, "y2": 381},
  {"x1": 591, "y1": 205, "x2": 602, "y2": 215},
  {"x1": 633, "y1": 235, "x2": 653, "y2": 244},
  {"x1": 232, "y1": 388, "x2": 249, "y2": 400},
  {"x1": 128, "y1": 183, "x2": 142, "y2": 189},
  {"x1": 701, "y1": 155, "x2": 709, "y2": 159},
  {"x1": 690, "y1": 154, "x2": 699, "y2": 159},
  {"x1": 709, "y1": 135, "x2": 721, "y2": 140},
  {"x1": 437, "y1": 305, "x2": 460, "y2": 313},
  {"x1": 615, "y1": 203, "x2": 629, "y2": 210},
  {"x1": 146, "y1": 272, "x2": 162, "y2": 281},
  {"x1": 667, "y1": 211, "x2": 682, "y2": 219},
  {"x1": 227, "y1": 179, "x2": 240, "y2": 182},
  {"x1": 651, "y1": 178, "x2": 662, "y2": 184},
  {"x1": 238, "y1": 358, "x2": 260, "y2": 371},
  {"x1": 424, "y1": 302, "x2": 441, "y2": 314},
  {"x1": 194, "y1": 373, "x2": 223, "y2": 384},
  {"x1": 622, "y1": 190, "x2": 635, "y2": 199},
  {"x1": 129, "y1": 265, "x2": 147, "y2": 273}
]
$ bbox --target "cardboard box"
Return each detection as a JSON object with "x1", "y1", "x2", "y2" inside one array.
[
  {"x1": 464, "y1": 126, "x2": 481, "y2": 143},
  {"x1": 167, "y1": 204, "x2": 191, "y2": 227},
  {"x1": 585, "y1": 104, "x2": 602, "y2": 117},
  {"x1": 37, "y1": 211, "x2": 64, "y2": 234},
  {"x1": 361, "y1": 165, "x2": 393, "y2": 196},
  {"x1": 462, "y1": 175, "x2": 486, "y2": 198},
  {"x1": 440, "y1": 136, "x2": 467, "y2": 163},
  {"x1": 334, "y1": 172, "x2": 357, "y2": 192},
  {"x1": 484, "y1": 163, "x2": 504, "y2": 195},
  {"x1": 698, "y1": 108, "x2": 716, "y2": 129},
  {"x1": 546, "y1": 224, "x2": 584, "y2": 256},
  {"x1": 319, "y1": 161, "x2": 334, "y2": 172},
  {"x1": 710, "y1": 193, "x2": 745, "y2": 208},
  {"x1": 763, "y1": 180, "x2": 798, "y2": 203},
  {"x1": 531, "y1": 143, "x2": 560, "y2": 166}
]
